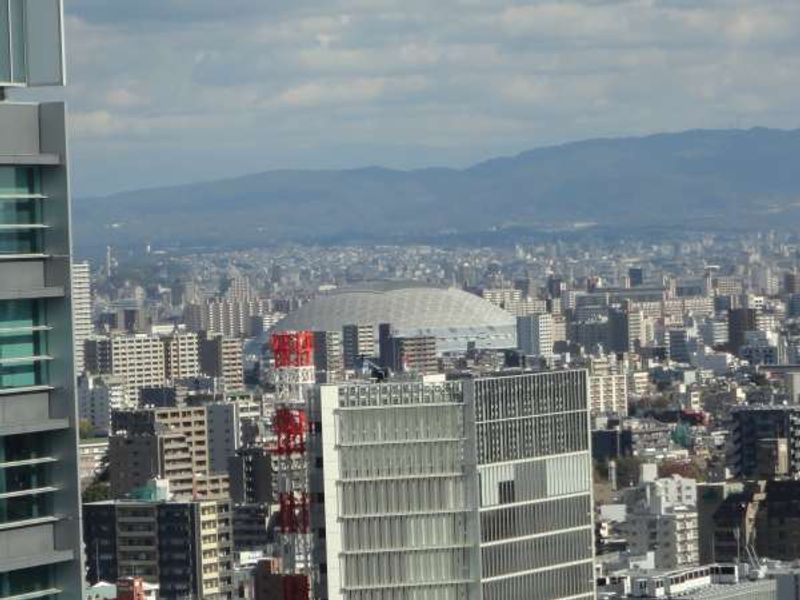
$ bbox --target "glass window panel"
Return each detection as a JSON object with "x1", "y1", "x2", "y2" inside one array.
[
  {"x1": 0, "y1": 491, "x2": 51, "y2": 522},
  {"x1": 0, "y1": 198, "x2": 39, "y2": 224},
  {"x1": 1, "y1": 432, "x2": 51, "y2": 462},
  {"x1": 5, "y1": 565, "x2": 52, "y2": 595},
  {"x1": 0, "y1": 300, "x2": 46, "y2": 388},
  {"x1": 0, "y1": 463, "x2": 48, "y2": 492},
  {"x1": 0, "y1": 229, "x2": 39, "y2": 253},
  {"x1": 0, "y1": 166, "x2": 37, "y2": 195}
]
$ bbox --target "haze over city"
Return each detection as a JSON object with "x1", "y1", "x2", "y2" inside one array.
[{"x1": 48, "y1": 0, "x2": 800, "y2": 197}]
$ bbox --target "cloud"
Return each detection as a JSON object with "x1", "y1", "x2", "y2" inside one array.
[{"x1": 24, "y1": 0, "x2": 800, "y2": 196}]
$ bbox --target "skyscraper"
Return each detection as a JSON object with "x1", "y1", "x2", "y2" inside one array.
[
  {"x1": 314, "y1": 370, "x2": 595, "y2": 600},
  {"x1": 71, "y1": 261, "x2": 91, "y2": 375},
  {"x1": 0, "y1": 0, "x2": 84, "y2": 595}
]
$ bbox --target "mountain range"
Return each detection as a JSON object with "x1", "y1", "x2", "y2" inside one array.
[{"x1": 73, "y1": 127, "x2": 800, "y2": 252}]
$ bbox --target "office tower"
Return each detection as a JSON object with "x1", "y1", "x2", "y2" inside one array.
[
  {"x1": 0, "y1": 2, "x2": 84, "y2": 595},
  {"x1": 314, "y1": 371, "x2": 595, "y2": 600},
  {"x1": 729, "y1": 406, "x2": 800, "y2": 479},
  {"x1": 78, "y1": 372, "x2": 131, "y2": 435},
  {"x1": 547, "y1": 275, "x2": 565, "y2": 298},
  {"x1": 728, "y1": 307, "x2": 757, "y2": 355},
  {"x1": 666, "y1": 327, "x2": 691, "y2": 363},
  {"x1": 516, "y1": 313, "x2": 554, "y2": 356},
  {"x1": 342, "y1": 324, "x2": 374, "y2": 369},
  {"x1": 228, "y1": 446, "x2": 272, "y2": 504},
  {"x1": 377, "y1": 322, "x2": 393, "y2": 368},
  {"x1": 312, "y1": 330, "x2": 343, "y2": 382},
  {"x1": 232, "y1": 503, "x2": 270, "y2": 553},
  {"x1": 696, "y1": 482, "x2": 743, "y2": 565},
  {"x1": 71, "y1": 261, "x2": 91, "y2": 374},
  {"x1": 710, "y1": 486, "x2": 762, "y2": 563},
  {"x1": 700, "y1": 318, "x2": 729, "y2": 348},
  {"x1": 84, "y1": 334, "x2": 112, "y2": 373},
  {"x1": 207, "y1": 400, "x2": 260, "y2": 475},
  {"x1": 628, "y1": 267, "x2": 644, "y2": 287},
  {"x1": 199, "y1": 332, "x2": 244, "y2": 390},
  {"x1": 608, "y1": 307, "x2": 644, "y2": 354},
  {"x1": 84, "y1": 498, "x2": 233, "y2": 599},
  {"x1": 755, "y1": 480, "x2": 800, "y2": 561},
  {"x1": 785, "y1": 271, "x2": 800, "y2": 295}
]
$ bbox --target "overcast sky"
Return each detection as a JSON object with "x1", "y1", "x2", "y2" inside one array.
[{"x1": 18, "y1": 0, "x2": 800, "y2": 196}]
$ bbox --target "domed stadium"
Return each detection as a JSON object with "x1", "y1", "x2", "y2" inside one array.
[{"x1": 273, "y1": 281, "x2": 516, "y2": 353}]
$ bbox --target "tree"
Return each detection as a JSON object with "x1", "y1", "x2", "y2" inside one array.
[
  {"x1": 82, "y1": 481, "x2": 111, "y2": 503},
  {"x1": 79, "y1": 419, "x2": 93, "y2": 439},
  {"x1": 614, "y1": 455, "x2": 644, "y2": 489}
]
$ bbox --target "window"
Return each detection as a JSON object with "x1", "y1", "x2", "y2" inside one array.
[
  {"x1": 0, "y1": 167, "x2": 44, "y2": 255},
  {"x1": 0, "y1": 299, "x2": 48, "y2": 389},
  {"x1": 0, "y1": 492, "x2": 51, "y2": 523}
]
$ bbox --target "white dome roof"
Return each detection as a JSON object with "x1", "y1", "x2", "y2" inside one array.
[{"x1": 274, "y1": 282, "x2": 515, "y2": 333}]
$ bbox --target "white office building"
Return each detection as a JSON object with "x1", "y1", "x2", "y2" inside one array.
[{"x1": 314, "y1": 370, "x2": 595, "y2": 600}]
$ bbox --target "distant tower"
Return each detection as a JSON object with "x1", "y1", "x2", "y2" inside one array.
[
  {"x1": 106, "y1": 244, "x2": 114, "y2": 278},
  {"x1": 72, "y1": 261, "x2": 92, "y2": 374}
]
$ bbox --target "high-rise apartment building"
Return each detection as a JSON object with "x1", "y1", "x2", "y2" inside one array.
[
  {"x1": 0, "y1": 1, "x2": 84, "y2": 595},
  {"x1": 84, "y1": 334, "x2": 167, "y2": 401},
  {"x1": 84, "y1": 498, "x2": 233, "y2": 599},
  {"x1": 71, "y1": 261, "x2": 91, "y2": 374},
  {"x1": 109, "y1": 405, "x2": 231, "y2": 499},
  {"x1": 728, "y1": 308, "x2": 757, "y2": 356},
  {"x1": 84, "y1": 330, "x2": 203, "y2": 401},
  {"x1": 608, "y1": 307, "x2": 644, "y2": 354},
  {"x1": 78, "y1": 372, "x2": 131, "y2": 435},
  {"x1": 206, "y1": 400, "x2": 261, "y2": 475},
  {"x1": 199, "y1": 332, "x2": 243, "y2": 390},
  {"x1": 517, "y1": 313, "x2": 554, "y2": 356},
  {"x1": 341, "y1": 323, "x2": 374, "y2": 368},
  {"x1": 313, "y1": 330, "x2": 344, "y2": 382},
  {"x1": 729, "y1": 406, "x2": 800, "y2": 478},
  {"x1": 162, "y1": 330, "x2": 200, "y2": 380},
  {"x1": 314, "y1": 370, "x2": 595, "y2": 600}
]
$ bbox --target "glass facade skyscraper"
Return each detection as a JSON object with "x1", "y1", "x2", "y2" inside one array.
[{"x1": 0, "y1": 1, "x2": 84, "y2": 597}]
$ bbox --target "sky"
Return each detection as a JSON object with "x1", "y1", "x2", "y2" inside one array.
[{"x1": 15, "y1": 0, "x2": 800, "y2": 197}]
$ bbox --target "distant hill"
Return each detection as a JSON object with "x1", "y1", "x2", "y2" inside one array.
[{"x1": 73, "y1": 127, "x2": 800, "y2": 251}]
